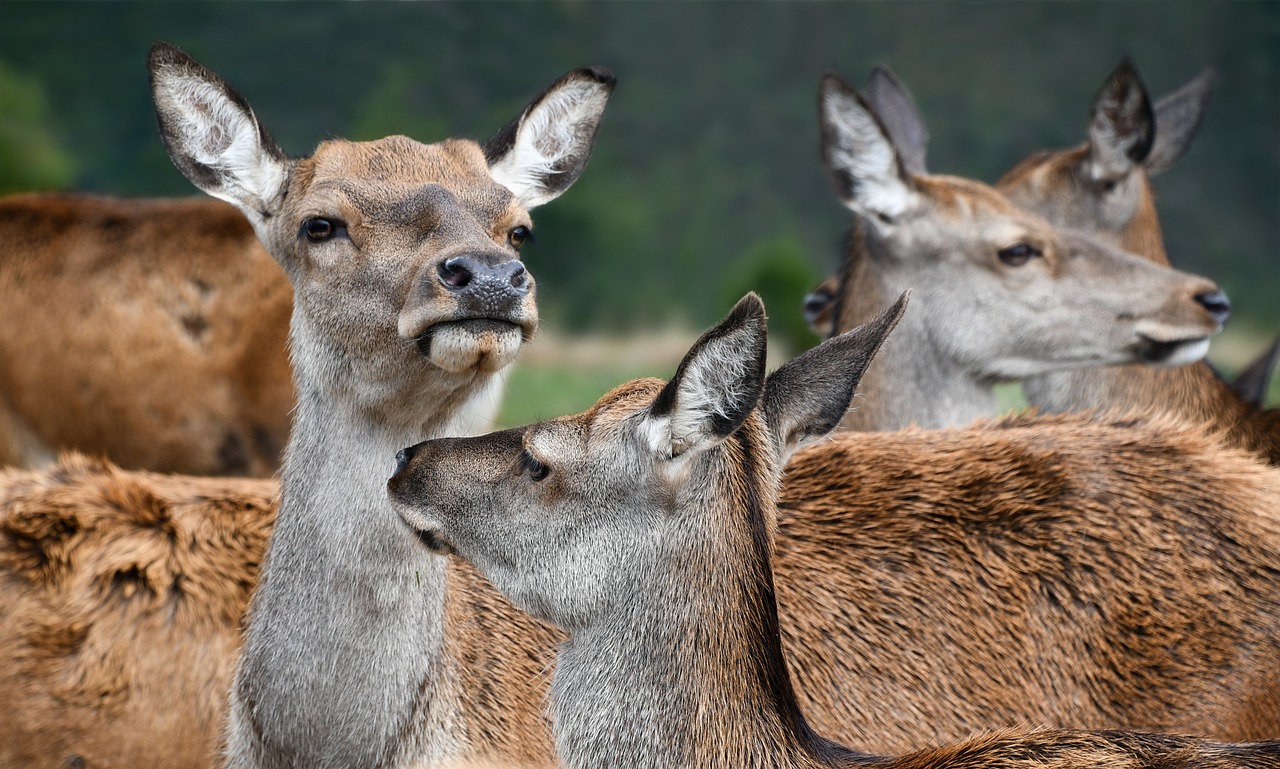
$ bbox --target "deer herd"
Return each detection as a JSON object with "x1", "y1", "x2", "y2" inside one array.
[{"x1": 0, "y1": 40, "x2": 1276, "y2": 769}]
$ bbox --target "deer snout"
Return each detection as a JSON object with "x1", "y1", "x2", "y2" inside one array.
[
  {"x1": 1194, "y1": 289, "x2": 1231, "y2": 326},
  {"x1": 438, "y1": 254, "x2": 530, "y2": 299}
]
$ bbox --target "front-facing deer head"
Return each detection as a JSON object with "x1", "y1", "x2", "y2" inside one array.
[
  {"x1": 819, "y1": 71, "x2": 1227, "y2": 377},
  {"x1": 387, "y1": 292, "x2": 907, "y2": 633},
  {"x1": 149, "y1": 42, "x2": 614, "y2": 427}
]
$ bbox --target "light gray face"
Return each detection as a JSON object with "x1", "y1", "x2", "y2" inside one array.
[
  {"x1": 387, "y1": 293, "x2": 912, "y2": 635},
  {"x1": 148, "y1": 43, "x2": 615, "y2": 397},
  {"x1": 817, "y1": 71, "x2": 1227, "y2": 380},
  {"x1": 387, "y1": 381, "x2": 676, "y2": 631}
]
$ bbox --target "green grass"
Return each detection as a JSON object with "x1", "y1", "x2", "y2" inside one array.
[{"x1": 497, "y1": 362, "x2": 674, "y2": 430}]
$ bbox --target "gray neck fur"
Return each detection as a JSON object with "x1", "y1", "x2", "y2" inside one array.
[
  {"x1": 224, "y1": 313, "x2": 500, "y2": 769},
  {"x1": 837, "y1": 235, "x2": 996, "y2": 432}
]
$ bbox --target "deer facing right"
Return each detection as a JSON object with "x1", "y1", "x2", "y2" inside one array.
[{"x1": 389, "y1": 293, "x2": 1280, "y2": 769}]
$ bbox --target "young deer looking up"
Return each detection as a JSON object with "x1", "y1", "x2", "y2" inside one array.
[
  {"x1": 0, "y1": 193, "x2": 293, "y2": 476},
  {"x1": 388, "y1": 294, "x2": 1280, "y2": 769},
  {"x1": 997, "y1": 59, "x2": 1280, "y2": 462},
  {"x1": 0, "y1": 43, "x2": 613, "y2": 769},
  {"x1": 813, "y1": 72, "x2": 1228, "y2": 431}
]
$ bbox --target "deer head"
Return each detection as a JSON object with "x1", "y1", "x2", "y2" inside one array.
[
  {"x1": 999, "y1": 58, "x2": 1215, "y2": 249},
  {"x1": 387, "y1": 293, "x2": 907, "y2": 632},
  {"x1": 818, "y1": 71, "x2": 1227, "y2": 375},
  {"x1": 149, "y1": 42, "x2": 614, "y2": 426}
]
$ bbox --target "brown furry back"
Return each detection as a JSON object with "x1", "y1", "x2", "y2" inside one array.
[
  {"x1": 0, "y1": 453, "x2": 277, "y2": 768},
  {"x1": 775, "y1": 412, "x2": 1280, "y2": 753}
]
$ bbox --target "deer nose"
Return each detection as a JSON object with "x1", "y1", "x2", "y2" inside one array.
[
  {"x1": 392, "y1": 443, "x2": 422, "y2": 478},
  {"x1": 438, "y1": 255, "x2": 530, "y2": 295},
  {"x1": 1194, "y1": 290, "x2": 1231, "y2": 326}
]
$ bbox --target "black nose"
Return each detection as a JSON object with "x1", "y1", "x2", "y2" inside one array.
[
  {"x1": 438, "y1": 255, "x2": 530, "y2": 296},
  {"x1": 393, "y1": 443, "x2": 421, "y2": 478},
  {"x1": 1194, "y1": 290, "x2": 1231, "y2": 326}
]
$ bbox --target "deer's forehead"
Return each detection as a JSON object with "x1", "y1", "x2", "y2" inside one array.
[
  {"x1": 923, "y1": 175, "x2": 1054, "y2": 239},
  {"x1": 295, "y1": 137, "x2": 522, "y2": 222}
]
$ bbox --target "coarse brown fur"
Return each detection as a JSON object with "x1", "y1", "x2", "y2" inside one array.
[
  {"x1": 0, "y1": 193, "x2": 293, "y2": 476},
  {"x1": 386, "y1": 299, "x2": 1280, "y2": 768},
  {"x1": 0, "y1": 453, "x2": 276, "y2": 768}
]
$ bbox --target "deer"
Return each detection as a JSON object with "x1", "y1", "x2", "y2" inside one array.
[
  {"x1": 808, "y1": 62, "x2": 1280, "y2": 452},
  {"x1": 811, "y1": 71, "x2": 1229, "y2": 431},
  {"x1": 3, "y1": 48, "x2": 1275, "y2": 769},
  {"x1": 0, "y1": 193, "x2": 294, "y2": 476},
  {"x1": 997, "y1": 59, "x2": 1280, "y2": 462},
  {"x1": 0, "y1": 41, "x2": 614, "y2": 769},
  {"x1": 388, "y1": 292, "x2": 1280, "y2": 769}
]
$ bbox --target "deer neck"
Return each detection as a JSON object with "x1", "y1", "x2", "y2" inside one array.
[
  {"x1": 551, "y1": 430, "x2": 864, "y2": 769},
  {"x1": 228, "y1": 315, "x2": 504, "y2": 769},
  {"x1": 835, "y1": 227, "x2": 996, "y2": 431}
]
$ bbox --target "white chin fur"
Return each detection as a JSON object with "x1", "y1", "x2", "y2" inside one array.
[
  {"x1": 428, "y1": 325, "x2": 524, "y2": 373},
  {"x1": 1152, "y1": 338, "x2": 1211, "y2": 369}
]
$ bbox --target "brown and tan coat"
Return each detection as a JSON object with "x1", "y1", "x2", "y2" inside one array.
[{"x1": 388, "y1": 293, "x2": 1280, "y2": 768}]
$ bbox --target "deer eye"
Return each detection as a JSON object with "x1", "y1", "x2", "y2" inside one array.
[
  {"x1": 508, "y1": 225, "x2": 534, "y2": 250},
  {"x1": 997, "y1": 243, "x2": 1041, "y2": 267},
  {"x1": 519, "y1": 449, "x2": 549, "y2": 482},
  {"x1": 302, "y1": 217, "x2": 346, "y2": 242}
]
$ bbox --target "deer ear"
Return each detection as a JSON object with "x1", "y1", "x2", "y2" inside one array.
[
  {"x1": 1146, "y1": 67, "x2": 1215, "y2": 176},
  {"x1": 865, "y1": 65, "x2": 929, "y2": 177},
  {"x1": 763, "y1": 291, "x2": 908, "y2": 459},
  {"x1": 148, "y1": 42, "x2": 288, "y2": 225},
  {"x1": 819, "y1": 73, "x2": 918, "y2": 225},
  {"x1": 1086, "y1": 58, "x2": 1155, "y2": 179},
  {"x1": 1229, "y1": 334, "x2": 1280, "y2": 408},
  {"x1": 483, "y1": 67, "x2": 616, "y2": 209},
  {"x1": 645, "y1": 294, "x2": 768, "y2": 459}
]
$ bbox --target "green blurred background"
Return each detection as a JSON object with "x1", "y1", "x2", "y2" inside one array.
[{"x1": 1, "y1": 2, "x2": 1276, "y2": 422}]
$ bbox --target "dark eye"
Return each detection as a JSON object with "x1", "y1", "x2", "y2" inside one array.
[
  {"x1": 519, "y1": 449, "x2": 549, "y2": 482},
  {"x1": 302, "y1": 217, "x2": 346, "y2": 242},
  {"x1": 508, "y1": 225, "x2": 534, "y2": 250},
  {"x1": 1099, "y1": 179, "x2": 1118, "y2": 193},
  {"x1": 997, "y1": 243, "x2": 1041, "y2": 267}
]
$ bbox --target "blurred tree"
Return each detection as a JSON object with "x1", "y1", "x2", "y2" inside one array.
[
  {"x1": 0, "y1": 60, "x2": 75, "y2": 194},
  {"x1": 721, "y1": 234, "x2": 822, "y2": 355}
]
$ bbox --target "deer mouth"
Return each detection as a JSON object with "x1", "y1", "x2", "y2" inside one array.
[
  {"x1": 414, "y1": 318, "x2": 533, "y2": 373},
  {"x1": 1136, "y1": 334, "x2": 1212, "y2": 368}
]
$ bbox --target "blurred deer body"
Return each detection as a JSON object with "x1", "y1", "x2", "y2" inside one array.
[
  {"x1": 816, "y1": 72, "x2": 1227, "y2": 432},
  {"x1": 0, "y1": 43, "x2": 614, "y2": 769},
  {"x1": 389, "y1": 294, "x2": 1280, "y2": 768},
  {"x1": 0, "y1": 193, "x2": 294, "y2": 475}
]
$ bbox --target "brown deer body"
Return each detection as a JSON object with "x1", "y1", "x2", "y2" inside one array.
[
  {"x1": 389, "y1": 294, "x2": 1280, "y2": 768},
  {"x1": 0, "y1": 193, "x2": 293, "y2": 475},
  {"x1": 0, "y1": 43, "x2": 614, "y2": 769},
  {"x1": 813, "y1": 73, "x2": 1228, "y2": 432}
]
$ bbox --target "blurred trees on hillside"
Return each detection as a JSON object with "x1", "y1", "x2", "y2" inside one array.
[{"x1": 0, "y1": 2, "x2": 1275, "y2": 334}]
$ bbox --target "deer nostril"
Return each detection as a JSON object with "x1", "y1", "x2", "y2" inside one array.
[
  {"x1": 508, "y1": 262, "x2": 529, "y2": 291},
  {"x1": 438, "y1": 258, "x2": 472, "y2": 290},
  {"x1": 393, "y1": 444, "x2": 420, "y2": 477},
  {"x1": 1194, "y1": 290, "x2": 1231, "y2": 325}
]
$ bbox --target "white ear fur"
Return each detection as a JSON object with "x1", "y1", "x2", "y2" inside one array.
[
  {"x1": 150, "y1": 45, "x2": 287, "y2": 221},
  {"x1": 1085, "y1": 59, "x2": 1154, "y2": 180},
  {"x1": 820, "y1": 74, "x2": 918, "y2": 223},
  {"x1": 643, "y1": 296, "x2": 767, "y2": 459},
  {"x1": 487, "y1": 71, "x2": 614, "y2": 209}
]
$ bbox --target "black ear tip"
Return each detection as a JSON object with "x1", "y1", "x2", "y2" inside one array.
[
  {"x1": 867, "y1": 64, "x2": 902, "y2": 87},
  {"x1": 577, "y1": 66, "x2": 617, "y2": 89},
  {"x1": 730, "y1": 292, "x2": 768, "y2": 326},
  {"x1": 147, "y1": 41, "x2": 187, "y2": 71},
  {"x1": 820, "y1": 72, "x2": 858, "y2": 99}
]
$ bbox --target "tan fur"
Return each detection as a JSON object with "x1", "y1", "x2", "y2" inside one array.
[
  {"x1": 999, "y1": 146, "x2": 1280, "y2": 465},
  {"x1": 0, "y1": 193, "x2": 294, "y2": 476},
  {"x1": 0, "y1": 453, "x2": 276, "y2": 768},
  {"x1": 4, "y1": 409, "x2": 1277, "y2": 766}
]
